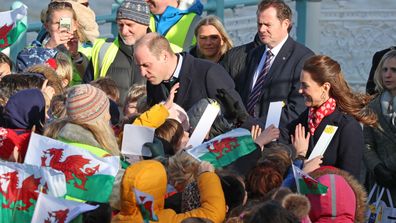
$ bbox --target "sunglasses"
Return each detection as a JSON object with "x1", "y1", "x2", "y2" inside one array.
[
  {"x1": 80, "y1": 2, "x2": 89, "y2": 7},
  {"x1": 48, "y1": 1, "x2": 73, "y2": 9}
]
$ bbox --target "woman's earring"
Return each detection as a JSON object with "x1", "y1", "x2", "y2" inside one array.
[{"x1": 321, "y1": 91, "x2": 326, "y2": 101}]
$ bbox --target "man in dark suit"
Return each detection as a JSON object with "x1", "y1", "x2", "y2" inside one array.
[
  {"x1": 133, "y1": 32, "x2": 245, "y2": 113},
  {"x1": 366, "y1": 46, "x2": 396, "y2": 95},
  {"x1": 238, "y1": 0, "x2": 314, "y2": 138}
]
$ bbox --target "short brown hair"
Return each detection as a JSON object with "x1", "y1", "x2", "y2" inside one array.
[
  {"x1": 155, "y1": 119, "x2": 184, "y2": 152},
  {"x1": 135, "y1": 33, "x2": 173, "y2": 58},
  {"x1": 257, "y1": 0, "x2": 293, "y2": 32},
  {"x1": 90, "y1": 77, "x2": 120, "y2": 104}
]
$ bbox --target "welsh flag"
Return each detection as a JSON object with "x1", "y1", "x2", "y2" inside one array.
[
  {"x1": 25, "y1": 133, "x2": 120, "y2": 203},
  {"x1": 134, "y1": 188, "x2": 158, "y2": 222},
  {"x1": 0, "y1": 161, "x2": 67, "y2": 223},
  {"x1": 0, "y1": 4, "x2": 27, "y2": 51},
  {"x1": 292, "y1": 164, "x2": 328, "y2": 195},
  {"x1": 187, "y1": 128, "x2": 257, "y2": 168},
  {"x1": 31, "y1": 193, "x2": 98, "y2": 223}
]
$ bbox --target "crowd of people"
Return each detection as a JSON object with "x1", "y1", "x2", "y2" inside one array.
[{"x1": 0, "y1": 0, "x2": 395, "y2": 222}]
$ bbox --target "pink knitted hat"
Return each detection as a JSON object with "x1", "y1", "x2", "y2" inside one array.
[{"x1": 66, "y1": 84, "x2": 109, "y2": 123}]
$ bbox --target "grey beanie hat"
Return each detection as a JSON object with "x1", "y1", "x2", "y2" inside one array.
[{"x1": 117, "y1": 0, "x2": 150, "y2": 26}]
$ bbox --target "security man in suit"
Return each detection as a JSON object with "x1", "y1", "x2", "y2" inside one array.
[{"x1": 238, "y1": 0, "x2": 314, "y2": 140}]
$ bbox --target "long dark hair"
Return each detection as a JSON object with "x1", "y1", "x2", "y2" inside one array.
[{"x1": 303, "y1": 55, "x2": 377, "y2": 126}]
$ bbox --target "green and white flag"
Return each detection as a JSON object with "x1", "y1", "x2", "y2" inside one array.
[
  {"x1": 31, "y1": 193, "x2": 98, "y2": 223},
  {"x1": 25, "y1": 133, "x2": 120, "y2": 203},
  {"x1": 0, "y1": 4, "x2": 27, "y2": 51},
  {"x1": 187, "y1": 128, "x2": 257, "y2": 168},
  {"x1": 292, "y1": 164, "x2": 328, "y2": 195},
  {"x1": 0, "y1": 161, "x2": 66, "y2": 223}
]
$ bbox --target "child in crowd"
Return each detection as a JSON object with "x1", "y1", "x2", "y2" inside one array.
[{"x1": 0, "y1": 52, "x2": 12, "y2": 79}]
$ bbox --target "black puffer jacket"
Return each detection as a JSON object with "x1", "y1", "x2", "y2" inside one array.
[
  {"x1": 84, "y1": 36, "x2": 145, "y2": 105},
  {"x1": 220, "y1": 33, "x2": 263, "y2": 88}
]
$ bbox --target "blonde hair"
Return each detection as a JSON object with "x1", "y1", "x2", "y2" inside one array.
[
  {"x1": 194, "y1": 15, "x2": 233, "y2": 57},
  {"x1": 374, "y1": 50, "x2": 396, "y2": 93},
  {"x1": 167, "y1": 150, "x2": 200, "y2": 189},
  {"x1": 44, "y1": 115, "x2": 121, "y2": 156},
  {"x1": 55, "y1": 52, "x2": 73, "y2": 87},
  {"x1": 45, "y1": 1, "x2": 86, "y2": 42},
  {"x1": 25, "y1": 64, "x2": 65, "y2": 95}
]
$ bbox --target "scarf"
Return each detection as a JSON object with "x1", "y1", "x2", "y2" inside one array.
[
  {"x1": 380, "y1": 91, "x2": 396, "y2": 126},
  {"x1": 308, "y1": 97, "x2": 336, "y2": 136}
]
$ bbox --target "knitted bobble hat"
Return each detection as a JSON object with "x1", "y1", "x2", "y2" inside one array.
[
  {"x1": 66, "y1": 84, "x2": 109, "y2": 123},
  {"x1": 117, "y1": 0, "x2": 150, "y2": 26}
]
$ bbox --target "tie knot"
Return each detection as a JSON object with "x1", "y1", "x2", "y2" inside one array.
[{"x1": 266, "y1": 50, "x2": 273, "y2": 58}]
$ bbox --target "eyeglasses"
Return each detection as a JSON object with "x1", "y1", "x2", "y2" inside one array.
[{"x1": 48, "y1": 1, "x2": 73, "y2": 9}]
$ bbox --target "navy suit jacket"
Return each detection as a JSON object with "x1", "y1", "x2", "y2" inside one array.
[
  {"x1": 238, "y1": 36, "x2": 314, "y2": 138},
  {"x1": 147, "y1": 53, "x2": 244, "y2": 112}
]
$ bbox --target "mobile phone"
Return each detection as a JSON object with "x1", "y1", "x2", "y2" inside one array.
[{"x1": 59, "y1": 17, "x2": 71, "y2": 32}]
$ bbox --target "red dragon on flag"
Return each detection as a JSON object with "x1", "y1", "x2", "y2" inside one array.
[
  {"x1": 40, "y1": 148, "x2": 100, "y2": 190},
  {"x1": 0, "y1": 170, "x2": 41, "y2": 211},
  {"x1": 0, "y1": 24, "x2": 13, "y2": 49},
  {"x1": 44, "y1": 208, "x2": 69, "y2": 223},
  {"x1": 207, "y1": 137, "x2": 240, "y2": 160}
]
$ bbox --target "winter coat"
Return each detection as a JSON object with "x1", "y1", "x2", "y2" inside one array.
[
  {"x1": 220, "y1": 33, "x2": 263, "y2": 82},
  {"x1": 287, "y1": 108, "x2": 364, "y2": 179},
  {"x1": 56, "y1": 123, "x2": 117, "y2": 223},
  {"x1": 84, "y1": 36, "x2": 145, "y2": 105},
  {"x1": 112, "y1": 160, "x2": 226, "y2": 223},
  {"x1": 133, "y1": 104, "x2": 169, "y2": 128},
  {"x1": 363, "y1": 94, "x2": 396, "y2": 204},
  {"x1": 308, "y1": 167, "x2": 367, "y2": 223}
]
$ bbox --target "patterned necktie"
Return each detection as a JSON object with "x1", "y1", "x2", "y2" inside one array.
[{"x1": 247, "y1": 50, "x2": 274, "y2": 116}]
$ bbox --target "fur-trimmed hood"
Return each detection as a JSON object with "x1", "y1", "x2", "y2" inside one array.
[{"x1": 308, "y1": 167, "x2": 367, "y2": 223}]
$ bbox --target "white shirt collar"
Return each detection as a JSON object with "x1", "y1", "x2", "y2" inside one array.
[
  {"x1": 172, "y1": 54, "x2": 183, "y2": 79},
  {"x1": 268, "y1": 34, "x2": 288, "y2": 57}
]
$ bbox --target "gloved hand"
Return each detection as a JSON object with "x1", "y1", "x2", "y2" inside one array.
[
  {"x1": 216, "y1": 89, "x2": 249, "y2": 125},
  {"x1": 374, "y1": 163, "x2": 396, "y2": 187},
  {"x1": 143, "y1": 137, "x2": 165, "y2": 158}
]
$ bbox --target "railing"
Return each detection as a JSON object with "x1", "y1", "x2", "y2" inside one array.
[{"x1": 25, "y1": 0, "x2": 260, "y2": 38}]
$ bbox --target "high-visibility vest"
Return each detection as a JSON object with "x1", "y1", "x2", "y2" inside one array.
[
  {"x1": 91, "y1": 38, "x2": 120, "y2": 80},
  {"x1": 149, "y1": 13, "x2": 201, "y2": 53},
  {"x1": 70, "y1": 43, "x2": 94, "y2": 86}
]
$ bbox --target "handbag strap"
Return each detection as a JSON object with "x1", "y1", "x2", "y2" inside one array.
[
  {"x1": 375, "y1": 187, "x2": 386, "y2": 209},
  {"x1": 386, "y1": 189, "x2": 394, "y2": 208},
  {"x1": 368, "y1": 183, "x2": 378, "y2": 202}
]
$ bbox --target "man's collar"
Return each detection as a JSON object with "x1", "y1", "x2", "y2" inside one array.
[
  {"x1": 173, "y1": 53, "x2": 183, "y2": 79},
  {"x1": 164, "y1": 54, "x2": 183, "y2": 83},
  {"x1": 268, "y1": 35, "x2": 288, "y2": 57}
]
